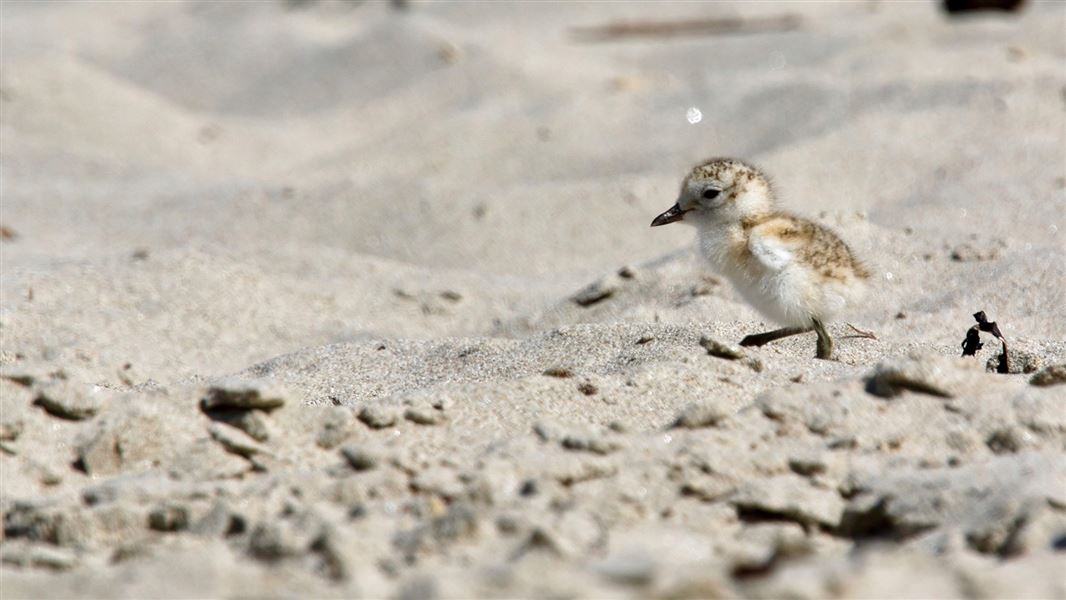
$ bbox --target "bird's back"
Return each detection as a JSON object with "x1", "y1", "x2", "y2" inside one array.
[{"x1": 716, "y1": 212, "x2": 869, "y2": 325}]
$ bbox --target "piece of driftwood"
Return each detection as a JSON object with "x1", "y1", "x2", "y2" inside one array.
[
  {"x1": 961, "y1": 311, "x2": 1009, "y2": 374},
  {"x1": 571, "y1": 14, "x2": 802, "y2": 43}
]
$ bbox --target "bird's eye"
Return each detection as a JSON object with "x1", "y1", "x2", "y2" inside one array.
[{"x1": 702, "y1": 188, "x2": 720, "y2": 200}]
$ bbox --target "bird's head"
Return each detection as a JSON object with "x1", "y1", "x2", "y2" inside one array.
[{"x1": 651, "y1": 158, "x2": 773, "y2": 228}]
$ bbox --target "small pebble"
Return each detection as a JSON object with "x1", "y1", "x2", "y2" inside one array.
[
  {"x1": 201, "y1": 378, "x2": 288, "y2": 412},
  {"x1": 672, "y1": 401, "x2": 730, "y2": 429},
  {"x1": 1030, "y1": 364, "x2": 1066, "y2": 387},
  {"x1": 571, "y1": 278, "x2": 618, "y2": 307},
  {"x1": 542, "y1": 367, "x2": 574, "y2": 378},
  {"x1": 577, "y1": 382, "x2": 598, "y2": 396},
  {"x1": 208, "y1": 423, "x2": 267, "y2": 458},
  {"x1": 404, "y1": 405, "x2": 446, "y2": 426},
  {"x1": 699, "y1": 336, "x2": 763, "y2": 372},
  {"x1": 33, "y1": 381, "x2": 108, "y2": 421},
  {"x1": 359, "y1": 405, "x2": 400, "y2": 429},
  {"x1": 148, "y1": 505, "x2": 190, "y2": 532},
  {"x1": 340, "y1": 445, "x2": 379, "y2": 471},
  {"x1": 214, "y1": 409, "x2": 272, "y2": 442}
]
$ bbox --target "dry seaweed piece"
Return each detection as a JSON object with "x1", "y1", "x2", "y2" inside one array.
[
  {"x1": 571, "y1": 14, "x2": 802, "y2": 42},
  {"x1": 960, "y1": 311, "x2": 1009, "y2": 374}
]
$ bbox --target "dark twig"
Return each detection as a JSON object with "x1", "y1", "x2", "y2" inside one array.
[
  {"x1": 571, "y1": 14, "x2": 802, "y2": 43},
  {"x1": 961, "y1": 311, "x2": 1010, "y2": 373},
  {"x1": 845, "y1": 323, "x2": 878, "y2": 340},
  {"x1": 943, "y1": 0, "x2": 1026, "y2": 14}
]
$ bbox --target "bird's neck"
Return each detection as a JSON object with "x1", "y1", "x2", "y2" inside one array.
[{"x1": 696, "y1": 219, "x2": 750, "y2": 268}]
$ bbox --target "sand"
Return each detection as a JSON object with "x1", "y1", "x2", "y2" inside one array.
[{"x1": 1, "y1": 1, "x2": 1064, "y2": 598}]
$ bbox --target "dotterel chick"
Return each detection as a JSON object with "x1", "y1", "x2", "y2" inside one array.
[{"x1": 651, "y1": 157, "x2": 869, "y2": 359}]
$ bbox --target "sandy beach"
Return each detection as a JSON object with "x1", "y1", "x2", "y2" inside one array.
[{"x1": 2, "y1": 1, "x2": 1064, "y2": 597}]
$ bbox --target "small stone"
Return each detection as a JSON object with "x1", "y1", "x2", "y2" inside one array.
[
  {"x1": 546, "y1": 454, "x2": 617, "y2": 485},
  {"x1": 340, "y1": 445, "x2": 378, "y2": 472},
  {"x1": 191, "y1": 502, "x2": 245, "y2": 538},
  {"x1": 788, "y1": 451, "x2": 828, "y2": 476},
  {"x1": 986, "y1": 349, "x2": 1043, "y2": 374},
  {"x1": 411, "y1": 468, "x2": 466, "y2": 500},
  {"x1": 211, "y1": 409, "x2": 273, "y2": 442},
  {"x1": 437, "y1": 41, "x2": 461, "y2": 64},
  {"x1": 571, "y1": 277, "x2": 619, "y2": 307},
  {"x1": 315, "y1": 407, "x2": 354, "y2": 449},
  {"x1": 75, "y1": 409, "x2": 184, "y2": 476},
  {"x1": 248, "y1": 520, "x2": 317, "y2": 561},
  {"x1": 404, "y1": 404, "x2": 446, "y2": 426},
  {"x1": 561, "y1": 432, "x2": 621, "y2": 455},
  {"x1": 699, "y1": 336, "x2": 763, "y2": 372},
  {"x1": 167, "y1": 437, "x2": 252, "y2": 480},
  {"x1": 680, "y1": 475, "x2": 735, "y2": 502},
  {"x1": 533, "y1": 421, "x2": 619, "y2": 454},
  {"x1": 985, "y1": 426, "x2": 1037, "y2": 454},
  {"x1": 513, "y1": 511, "x2": 601, "y2": 560},
  {"x1": 148, "y1": 505, "x2": 190, "y2": 532},
  {"x1": 577, "y1": 382, "x2": 598, "y2": 396},
  {"x1": 700, "y1": 336, "x2": 745, "y2": 360},
  {"x1": 394, "y1": 504, "x2": 479, "y2": 560},
  {"x1": 0, "y1": 363, "x2": 62, "y2": 387},
  {"x1": 731, "y1": 475, "x2": 846, "y2": 528},
  {"x1": 200, "y1": 378, "x2": 288, "y2": 412},
  {"x1": 0, "y1": 419, "x2": 23, "y2": 442},
  {"x1": 33, "y1": 381, "x2": 109, "y2": 420},
  {"x1": 533, "y1": 420, "x2": 567, "y2": 442},
  {"x1": 671, "y1": 401, "x2": 730, "y2": 429},
  {"x1": 1029, "y1": 364, "x2": 1066, "y2": 387},
  {"x1": 1, "y1": 542, "x2": 78, "y2": 571},
  {"x1": 208, "y1": 423, "x2": 268, "y2": 458},
  {"x1": 542, "y1": 367, "x2": 574, "y2": 378},
  {"x1": 358, "y1": 405, "x2": 399, "y2": 429},
  {"x1": 110, "y1": 542, "x2": 153, "y2": 564}
]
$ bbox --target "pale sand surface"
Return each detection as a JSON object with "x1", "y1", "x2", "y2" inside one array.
[{"x1": 2, "y1": 1, "x2": 1065, "y2": 598}]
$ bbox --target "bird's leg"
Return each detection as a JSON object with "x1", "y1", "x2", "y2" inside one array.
[
  {"x1": 812, "y1": 318, "x2": 833, "y2": 360},
  {"x1": 739, "y1": 326, "x2": 811, "y2": 347}
]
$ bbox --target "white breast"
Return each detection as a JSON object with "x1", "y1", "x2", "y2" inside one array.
[{"x1": 698, "y1": 226, "x2": 820, "y2": 327}]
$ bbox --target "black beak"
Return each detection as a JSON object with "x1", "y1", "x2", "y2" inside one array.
[{"x1": 651, "y1": 203, "x2": 686, "y2": 227}]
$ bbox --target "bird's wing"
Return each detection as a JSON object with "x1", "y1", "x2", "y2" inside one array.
[{"x1": 748, "y1": 221, "x2": 798, "y2": 272}]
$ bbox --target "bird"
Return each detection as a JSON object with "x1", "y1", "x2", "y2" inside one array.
[{"x1": 651, "y1": 157, "x2": 869, "y2": 360}]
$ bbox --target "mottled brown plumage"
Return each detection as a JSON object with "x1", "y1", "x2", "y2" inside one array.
[{"x1": 652, "y1": 158, "x2": 871, "y2": 359}]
